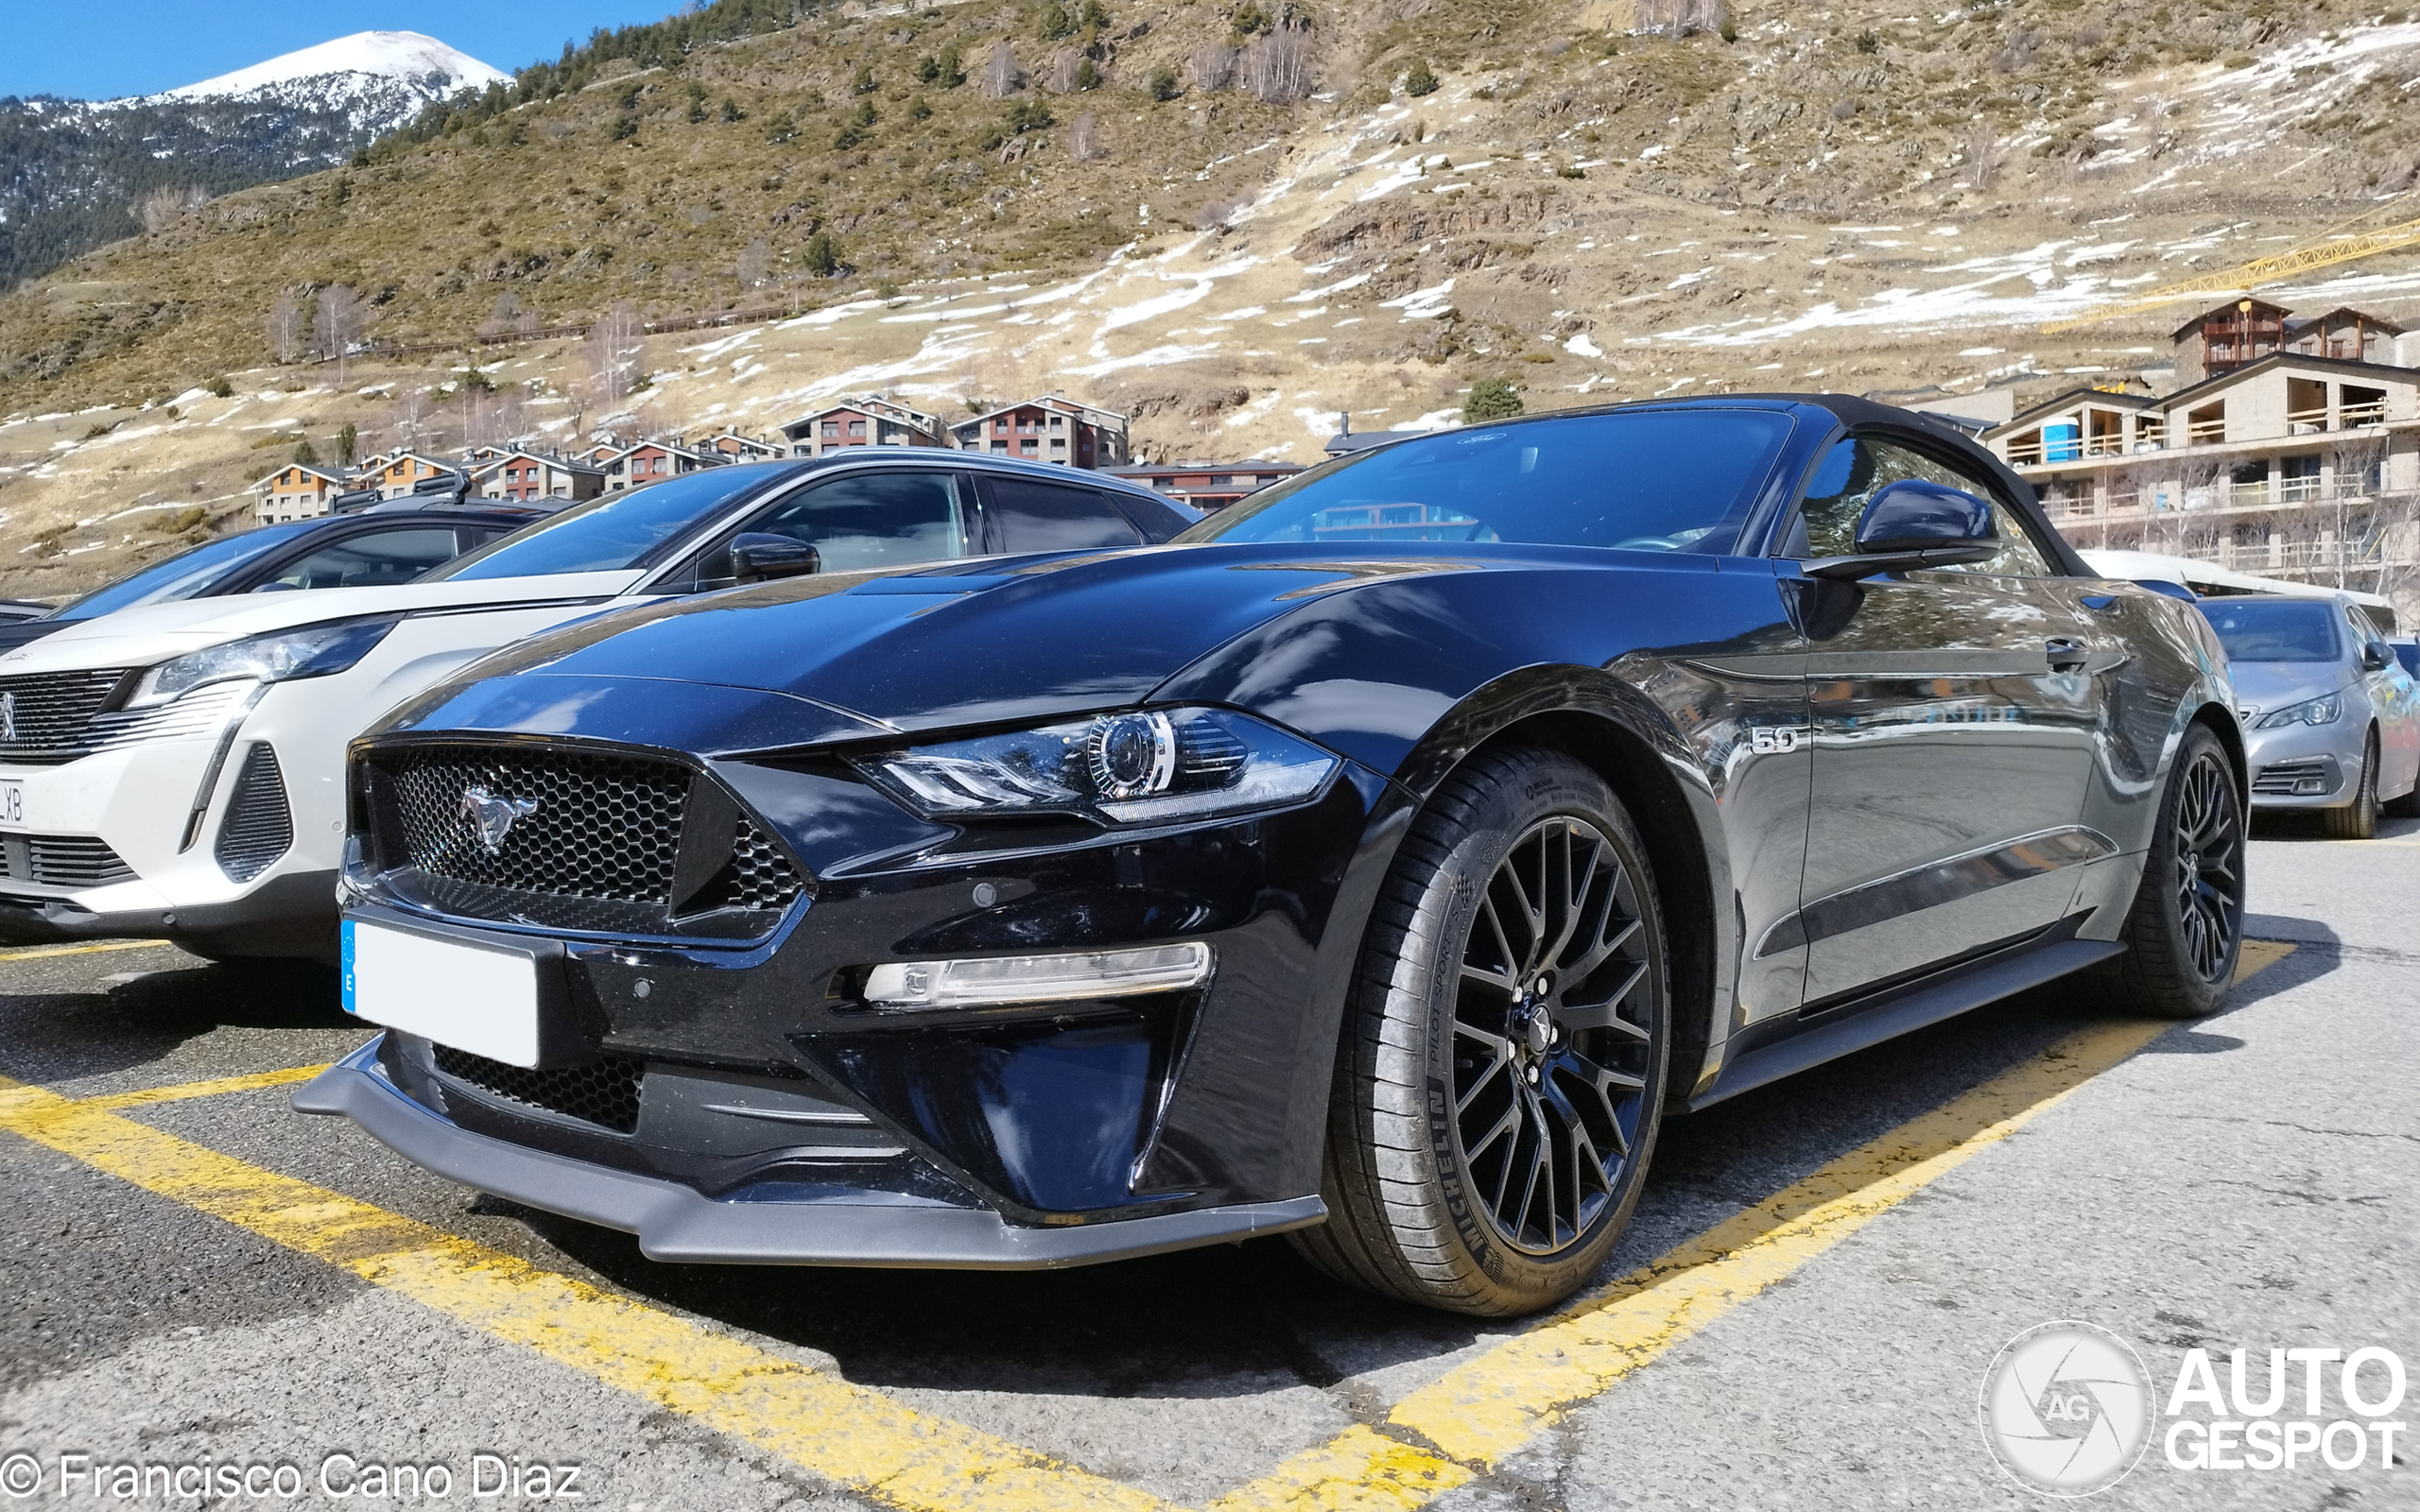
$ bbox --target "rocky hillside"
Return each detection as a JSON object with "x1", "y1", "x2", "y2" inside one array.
[
  {"x1": 2, "y1": 0, "x2": 2417, "y2": 601},
  {"x1": 0, "y1": 32, "x2": 505, "y2": 293}
]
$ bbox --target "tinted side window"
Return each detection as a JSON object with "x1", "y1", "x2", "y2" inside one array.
[
  {"x1": 1791, "y1": 437, "x2": 2054, "y2": 577},
  {"x1": 680, "y1": 472, "x2": 971, "y2": 587},
  {"x1": 987, "y1": 477, "x2": 1145, "y2": 553},
  {"x1": 251, "y1": 527, "x2": 461, "y2": 592}
]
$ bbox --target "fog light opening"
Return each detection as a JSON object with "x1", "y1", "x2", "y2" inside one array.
[
  {"x1": 2294, "y1": 778, "x2": 2327, "y2": 795},
  {"x1": 862, "y1": 941, "x2": 1213, "y2": 1010}
]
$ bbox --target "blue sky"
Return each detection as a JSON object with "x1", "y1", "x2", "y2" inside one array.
[{"x1": 5, "y1": 3, "x2": 683, "y2": 100}]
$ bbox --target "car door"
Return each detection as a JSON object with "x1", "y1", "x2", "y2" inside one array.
[
  {"x1": 976, "y1": 474, "x2": 1148, "y2": 554},
  {"x1": 2343, "y1": 602, "x2": 2420, "y2": 799},
  {"x1": 1782, "y1": 432, "x2": 2108, "y2": 1005},
  {"x1": 242, "y1": 524, "x2": 469, "y2": 593},
  {"x1": 666, "y1": 468, "x2": 975, "y2": 590}
]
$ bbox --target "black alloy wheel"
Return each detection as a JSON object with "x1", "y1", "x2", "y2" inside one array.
[
  {"x1": 1451, "y1": 816, "x2": 1655, "y2": 1255},
  {"x1": 1294, "y1": 747, "x2": 1669, "y2": 1315},
  {"x1": 2169, "y1": 746, "x2": 2243, "y2": 984},
  {"x1": 2100, "y1": 724, "x2": 2244, "y2": 1018}
]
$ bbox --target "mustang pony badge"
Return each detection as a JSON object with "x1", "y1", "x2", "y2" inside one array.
[{"x1": 459, "y1": 785, "x2": 540, "y2": 853}]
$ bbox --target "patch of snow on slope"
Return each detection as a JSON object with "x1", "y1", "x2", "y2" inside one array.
[{"x1": 147, "y1": 31, "x2": 507, "y2": 105}]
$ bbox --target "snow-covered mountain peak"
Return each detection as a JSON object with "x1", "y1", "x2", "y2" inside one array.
[{"x1": 139, "y1": 30, "x2": 507, "y2": 109}]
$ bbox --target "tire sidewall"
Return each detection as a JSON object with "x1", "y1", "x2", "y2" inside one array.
[
  {"x1": 1402, "y1": 756, "x2": 1670, "y2": 1303},
  {"x1": 2149, "y1": 726, "x2": 2243, "y2": 1007}
]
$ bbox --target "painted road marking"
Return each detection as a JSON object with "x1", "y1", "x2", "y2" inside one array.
[
  {"x1": 0, "y1": 939, "x2": 175, "y2": 963},
  {"x1": 0, "y1": 945, "x2": 2296, "y2": 1512},
  {"x1": 81, "y1": 1064, "x2": 333, "y2": 1111},
  {"x1": 0, "y1": 1076, "x2": 1167, "y2": 1512}
]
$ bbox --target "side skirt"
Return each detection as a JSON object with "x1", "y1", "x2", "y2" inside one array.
[{"x1": 1687, "y1": 920, "x2": 2123, "y2": 1111}]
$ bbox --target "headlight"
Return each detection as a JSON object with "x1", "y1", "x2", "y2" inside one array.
[
  {"x1": 2254, "y1": 694, "x2": 2341, "y2": 730},
  {"x1": 856, "y1": 707, "x2": 1339, "y2": 825},
  {"x1": 127, "y1": 617, "x2": 401, "y2": 710}
]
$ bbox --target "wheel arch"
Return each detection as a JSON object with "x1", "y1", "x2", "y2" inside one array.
[
  {"x1": 2188, "y1": 699, "x2": 2248, "y2": 798},
  {"x1": 1409, "y1": 697, "x2": 1728, "y2": 1108}
]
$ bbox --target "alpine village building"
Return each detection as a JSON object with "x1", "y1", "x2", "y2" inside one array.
[{"x1": 1982, "y1": 299, "x2": 2420, "y2": 614}]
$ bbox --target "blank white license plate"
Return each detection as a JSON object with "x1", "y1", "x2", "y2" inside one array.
[
  {"x1": 0, "y1": 780, "x2": 22, "y2": 830},
  {"x1": 341, "y1": 919, "x2": 541, "y2": 1067}
]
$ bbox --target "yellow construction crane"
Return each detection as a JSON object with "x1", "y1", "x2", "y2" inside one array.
[{"x1": 2040, "y1": 201, "x2": 2420, "y2": 335}]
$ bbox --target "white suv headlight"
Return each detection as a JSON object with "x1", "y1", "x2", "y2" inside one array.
[{"x1": 127, "y1": 616, "x2": 401, "y2": 710}]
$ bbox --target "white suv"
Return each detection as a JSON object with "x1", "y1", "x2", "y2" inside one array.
[{"x1": 0, "y1": 455, "x2": 1191, "y2": 959}]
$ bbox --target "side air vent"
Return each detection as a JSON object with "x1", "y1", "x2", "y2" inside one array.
[{"x1": 215, "y1": 743, "x2": 293, "y2": 883}]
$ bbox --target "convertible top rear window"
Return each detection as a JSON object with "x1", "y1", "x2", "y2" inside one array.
[{"x1": 1181, "y1": 408, "x2": 1792, "y2": 554}]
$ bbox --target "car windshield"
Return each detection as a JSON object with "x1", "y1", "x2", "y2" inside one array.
[
  {"x1": 430, "y1": 469, "x2": 784, "y2": 581},
  {"x1": 2202, "y1": 598, "x2": 2341, "y2": 662},
  {"x1": 1180, "y1": 408, "x2": 1794, "y2": 554},
  {"x1": 47, "y1": 524, "x2": 315, "y2": 621}
]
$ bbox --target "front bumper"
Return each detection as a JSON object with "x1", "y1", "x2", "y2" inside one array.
[
  {"x1": 2243, "y1": 714, "x2": 2364, "y2": 810},
  {"x1": 295, "y1": 1038, "x2": 1325, "y2": 1267}
]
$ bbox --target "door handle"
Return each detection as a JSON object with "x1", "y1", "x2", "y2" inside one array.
[{"x1": 2046, "y1": 637, "x2": 2089, "y2": 673}]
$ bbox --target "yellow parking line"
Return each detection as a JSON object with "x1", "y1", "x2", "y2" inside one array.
[
  {"x1": 0, "y1": 1076, "x2": 1167, "y2": 1512},
  {"x1": 0, "y1": 943, "x2": 2298, "y2": 1512},
  {"x1": 81, "y1": 1064, "x2": 333, "y2": 1111},
  {"x1": 0, "y1": 939, "x2": 174, "y2": 963}
]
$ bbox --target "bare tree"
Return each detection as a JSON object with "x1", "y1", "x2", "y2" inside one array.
[
  {"x1": 981, "y1": 42, "x2": 1019, "y2": 98},
  {"x1": 313, "y1": 284, "x2": 365, "y2": 387},
  {"x1": 265, "y1": 287, "x2": 305, "y2": 364},
  {"x1": 132, "y1": 184, "x2": 206, "y2": 233},
  {"x1": 389, "y1": 386, "x2": 437, "y2": 453},
  {"x1": 1637, "y1": 0, "x2": 1727, "y2": 37},
  {"x1": 1188, "y1": 43, "x2": 1236, "y2": 92},
  {"x1": 1239, "y1": 28, "x2": 1313, "y2": 103},
  {"x1": 1069, "y1": 111, "x2": 1099, "y2": 162},
  {"x1": 2327, "y1": 435, "x2": 2390, "y2": 589},
  {"x1": 1963, "y1": 121, "x2": 1999, "y2": 191},
  {"x1": 478, "y1": 292, "x2": 523, "y2": 341},
  {"x1": 584, "y1": 301, "x2": 645, "y2": 417},
  {"x1": 1046, "y1": 49, "x2": 1082, "y2": 93},
  {"x1": 736, "y1": 237, "x2": 770, "y2": 289}
]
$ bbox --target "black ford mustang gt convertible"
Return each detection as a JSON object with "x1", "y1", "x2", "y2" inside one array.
[{"x1": 300, "y1": 395, "x2": 2245, "y2": 1315}]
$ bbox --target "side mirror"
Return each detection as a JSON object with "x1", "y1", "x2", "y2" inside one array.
[
  {"x1": 2361, "y1": 642, "x2": 2389, "y2": 673},
  {"x1": 730, "y1": 533, "x2": 821, "y2": 584},
  {"x1": 1804, "y1": 480, "x2": 2000, "y2": 580}
]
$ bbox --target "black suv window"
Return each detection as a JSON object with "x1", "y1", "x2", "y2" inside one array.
[
  {"x1": 986, "y1": 476, "x2": 1144, "y2": 553},
  {"x1": 251, "y1": 527, "x2": 463, "y2": 592}
]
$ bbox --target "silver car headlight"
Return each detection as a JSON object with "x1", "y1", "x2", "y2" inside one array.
[
  {"x1": 856, "y1": 707, "x2": 1340, "y2": 824},
  {"x1": 2253, "y1": 693, "x2": 2341, "y2": 730},
  {"x1": 126, "y1": 616, "x2": 402, "y2": 711}
]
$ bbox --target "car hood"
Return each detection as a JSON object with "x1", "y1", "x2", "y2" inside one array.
[
  {"x1": 2228, "y1": 660, "x2": 2346, "y2": 716},
  {"x1": 385, "y1": 541, "x2": 1758, "y2": 766},
  {"x1": 0, "y1": 571, "x2": 645, "y2": 675}
]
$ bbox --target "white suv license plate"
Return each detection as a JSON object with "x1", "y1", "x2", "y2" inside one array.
[
  {"x1": 341, "y1": 919, "x2": 542, "y2": 1068},
  {"x1": 0, "y1": 780, "x2": 23, "y2": 830}
]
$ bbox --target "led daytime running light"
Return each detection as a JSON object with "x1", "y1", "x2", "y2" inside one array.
[{"x1": 862, "y1": 941, "x2": 1214, "y2": 1010}]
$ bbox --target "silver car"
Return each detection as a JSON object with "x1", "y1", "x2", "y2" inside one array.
[{"x1": 2204, "y1": 593, "x2": 2420, "y2": 837}]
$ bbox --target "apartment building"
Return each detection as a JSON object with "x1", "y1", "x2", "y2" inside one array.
[
  {"x1": 779, "y1": 397, "x2": 946, "y2": 457},
  {"x1": 250, "y1": 463, "x2": 351, "y2": 524},
  {"x1": 1104, "y1": 460, "x2": 1304, "y2": 510},
  {"x1": 695, "y1": 429, "x2": 788, "y2": 462},
  {"x1": 471, "y1": 450, "x2": 606, "y2": 505},
  {"x1": 1982, "y1": 300, "x2": 2420, "y2": 610},
  {"x1": 364, "y1": 453, "x2": 463, "y2": 500},
  {"x1": 950, "y1": 395, "x2": 1129, "y2": 469},
  {"x1": 599, "y1": 439, "x2": 713, "y2": 491}
]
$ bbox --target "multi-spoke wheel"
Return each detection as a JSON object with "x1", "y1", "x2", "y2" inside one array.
[
  {"x1": 1291, "y1": 747, "x2": 1669, "y2": 1315},
  {"x1": 1451, "y1": 817, "x2": 1655, "y2": 1255},
  {"x1": 2099, "y1": 724, "x2": 2244, "y2": 1018}
]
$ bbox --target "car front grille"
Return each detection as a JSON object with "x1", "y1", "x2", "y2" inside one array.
[
  {"x1": 0, "y1": 833, "x2": 135, "y2": 889},
  {"x1": 365, "y1": 743, "x2": 807, "y2": 936},
  {"x1": 430, "y1": 1044, "x2": 644, "y2": 1134},
  {"x1": 2253, "y1": 759, "x2": 2336, "y2": 797},
  {"x1": 0, "y1": 670, "x2": 127, "y2": 764}
]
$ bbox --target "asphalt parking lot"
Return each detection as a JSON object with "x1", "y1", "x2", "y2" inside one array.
[{"x1": 2, "y1": 816, "x2": 2413, "y2": 1510}]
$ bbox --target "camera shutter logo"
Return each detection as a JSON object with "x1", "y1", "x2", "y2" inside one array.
[
  {"x1": 459, "y1": 785, "x2": 540, "y2": 853},
  {"x1": 1979, "y1": 1321, "x2": 2154, "y2": 1497}
]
